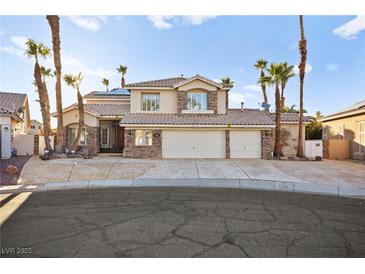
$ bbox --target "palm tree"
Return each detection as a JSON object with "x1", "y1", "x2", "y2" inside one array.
[
  {"x1": 46, "y1": 15, "x2": 64, "y2": 153},
  {"x1": 254, "y1": 59, "x2": 269, "y2": 107},
  {"x1": 116, "y1": 65, "x2": 128, "y2": 88},
  {"x1": 25, "y1": 39, "x2": 52, "y2": 152},
  {"x1": 40, "y1": 66, "x2": 53, "y2": 134},
  {"x1": 102, "y1": 78, "x2": 110, "y2": 91},
  {"x1": 279, "y1": 62, "x2": 295, "y2": 108},
  {"x1": 221, "y1": 77, "x2": 234, "y2": 87},
  {"x1": 297, "y1": 15, "x2": 307, "y2": 158},
  {"x1": 63, "y1": 72, "x2": 85, "y2": 148},
  {"x1": 266, "y1": 63, "x2": 284, "y2": 158},
  {"x1": 282, "y1": 104, "x2": 307, "y2": 113}
]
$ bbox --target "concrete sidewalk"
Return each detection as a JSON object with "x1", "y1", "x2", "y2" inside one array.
[{"x1": 1, "y1": 178, "x2": 365, "y2": 199}]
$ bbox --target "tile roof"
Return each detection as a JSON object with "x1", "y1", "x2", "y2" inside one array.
[
  {"x1": 125, "y1": 77, "x2": 187, "y2": 88},
  {"x1": 53, "y1": 103, "x2": 130, "y2": 117},
  {"x1": 0, "y1": 92, "x2": 27, "y2": 115},
  {"x1": 320, "y1": 100, "x2": 365, "y2": 121},
  {"x1": 267, "y1": 113, "x2": 314, "y2": 123},
  {"x1": 125, "y1": 75, "x2": 230, "y2": 89},
  {"x1": 120, "y1": 109, "x2": 275, "y2": 126}
]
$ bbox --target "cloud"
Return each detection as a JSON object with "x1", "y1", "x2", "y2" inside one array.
[
  {"x1": 68, "y1": 16, "x2": 108, "y2": 31},
  {"x1": 333, "y1": 16, "x2": 365, "y2": 40},
  {"x1": 325, "y1": 63, "x2": 339, "y2": 72},
  {"x1": 0, "y1": 30, "x2": 5, "y2": 35},
  {"x1": 229, "y1": 92, "x2": 257, "y2": 104},
  {"x1": 294, "y1": 63, "x2": 312, "y2": 74},
  {"x1": 243, "y1": 84, "x2": 261, "y2": 92},
  {"x1": 0, "y1": 35, "x2": 28, "y2": 59},
  {"x1": 147, "y1": 16, "x2": 216, "y2": 30},
  {"x1": 1, "y1": 35, "x2": 114, "y2": 79}
]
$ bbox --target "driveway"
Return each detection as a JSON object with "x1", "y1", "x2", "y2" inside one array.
[
  {"x1": 1, "y1": 188, "x2": 364, "y2": 257},
  {"x1": 19, "y1": 157, "x2": 365, "y2": 188}
]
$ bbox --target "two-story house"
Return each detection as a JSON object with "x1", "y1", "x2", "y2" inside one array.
[{"x1": 120, "y1": 75, "x2": 275, "y2": 159}]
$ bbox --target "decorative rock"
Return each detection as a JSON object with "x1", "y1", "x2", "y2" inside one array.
[{"x1": 3, "y1": 165, "x2": 19, "y2": 175}]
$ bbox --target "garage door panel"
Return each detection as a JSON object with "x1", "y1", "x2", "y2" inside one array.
[
  {"x1": 230, "y1": 131, "x2": 261, "y2": 158},
  {"x1": 162, "y1": 131, "x2": 225, "y2": 158}
]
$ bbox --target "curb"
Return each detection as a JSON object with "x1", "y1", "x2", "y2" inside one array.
[
  {"x1": 16, "y1": 155, "x2": 35, "y2": 184},
  {"x1": 1, "y1": 178, "x2": 364, "y2": 199}
]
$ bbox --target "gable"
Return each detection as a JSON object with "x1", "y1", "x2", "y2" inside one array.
[{"x1": 177, "y1": 79, "x2": 218, "y2": 91}]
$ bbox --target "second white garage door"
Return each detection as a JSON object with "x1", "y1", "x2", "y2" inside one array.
[
  {"x1": 162, "y1": 130, "x2": 226, "y2": 158},
  {"x1": 230, "y1": 131, "x2": 261, "y2": 158}
]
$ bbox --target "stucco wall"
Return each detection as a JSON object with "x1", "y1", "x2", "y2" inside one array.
[
  {"x1": 281, "y1": 124, "x2": 305, "y2": 157},
  {"x1": 63, "y1": 108, "x2": 99, "y2": 127},
  {"x1": 130, "y1": 89, "x2": 177, "y2": 114},
  {"x1": 322, "y1": 114, "x2": 365, "y2": 158},
  {"x1": 217, "y1": 90, "x2": 227, "y2": 114}
]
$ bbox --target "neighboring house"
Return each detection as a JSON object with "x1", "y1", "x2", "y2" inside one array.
[
  {"x1": 268, "y1": 113, "x2": 313, "y2": 157},
  {"x1": 0, "y1": 92, "x2": 31, "y2": 159},
  {"x1": 120, "y1": 75, "x2": 275, "y2": 159},
  {"x1": 52, "y1": 88, "x2": 130, "y2": 154},
  {"x1": 29, "y1": 119, "x2": 43, "y2": 135},
  {"x1": 319, "y1": 100, "x2": 365, "y2": 160}
]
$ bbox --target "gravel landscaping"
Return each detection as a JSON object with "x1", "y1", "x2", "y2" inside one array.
[{"x1": 0, "y1": 156, "x2": 31, "y2": 185}]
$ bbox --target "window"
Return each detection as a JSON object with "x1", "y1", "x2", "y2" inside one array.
[
  {"x1": 360, "y1": 122, "x2": 365, "y2": 153},
  {"x1": 187, "y1": 92, "x2": 208, "y2": 110},
  {"x1": 135, "y1": 130, "x2": 152, "y2": 146},
  {"x1": 142, "y1": 94, "x2": 160, "y2": 111},
  {"x1": 31, "y1": 125, "x2": 35, "y2": 129},
  {"x1": 339, "y1": 123, "x2": 345, "y2": 139},
  {"x1": 68, "y1": 126, "x2": 88, "y2": 145}
]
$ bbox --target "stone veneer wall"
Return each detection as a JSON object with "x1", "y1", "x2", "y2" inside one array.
[
  {"x1": 261, "y1": 130, "x2": 274, "y2": 159},
  {"x1": 123, "y1": 129, "x2": 162, "y2": 158},
  {"x1": 63, "y1": 125, "x2": 99, "y2": 155},
  {"x1": 225, "y1": 130, "x2": 230, "y2": 159},
  {"x1": 208, "y1": 90, "x2": 218, "y2": 114},
  {"x1": 323, "y1": 139, "x2": 329, "y2": 159},
  {"x1": 177, "y1": 90, "x2": 187, "y2": 114}
]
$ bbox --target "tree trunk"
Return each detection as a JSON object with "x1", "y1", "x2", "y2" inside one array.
[
  {"x1": 73, "y1": 88, "x2": 85, "y2": 149},
  {"x1": 273, "y1": 82, "x2": 282, "y2": 158},
  {"x1": 34, "y1": 63, "x2": 51, "y2": 152},
  {"x1": 47, "y1": 15, "x2": 64, "y2": 153},
  {"x1": 260, "y1": 70, "x2": 268, "y2": 105},
  {"x1": 297, "y1": 15, "x2": 307, "y2": 158},
  {"x1": 280, "y1": 83, "x2": 285, "y2": 109},
  {"x1": 121, "y1": 76, "x2": 125, "y2": 88}
]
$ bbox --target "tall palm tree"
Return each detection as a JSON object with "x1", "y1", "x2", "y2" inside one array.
[
  {"x1": 102, "y1": 78, "x2": 110, "y2": 91},
  {"x1": 297, "y1": 15, "x2": 307, "y2": 158},
  {"x1": 116, "y1": 65, "x2": 128, "y2": 88},
  {"x1": 254, "y1": 59, "x2": 269, "y2": 107},
  {"x1": 221, "y1": 77, "x2": 234, "y2": 87},
  {"x1": 266, "y1": 63, "x2": 284, "y2": 158},
  {"x1": 279, "y1": 62, "x2": 295, "y2": 108},
  {"x1": 40, "y1": 67, "x2": 53, "y2": 134},
  {"x1": 46, "y1": 15, "x2": 64, "y2": 153},
  {"x1": 63, "y1": 73, "x2": 85, "y2": 148},
  {"x1": 25, "y1": 39, "x2": 52, "y2": 151}
]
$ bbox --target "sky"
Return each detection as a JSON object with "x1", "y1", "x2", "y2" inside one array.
[{"x1": 0, "y1": 15, "x2": 364, "y2": 125}]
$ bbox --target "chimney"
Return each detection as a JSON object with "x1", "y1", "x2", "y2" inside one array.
[{"x1": 240, "y1": 102, "x2": 244, "y2": 111}]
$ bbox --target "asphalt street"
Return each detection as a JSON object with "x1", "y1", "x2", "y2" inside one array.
[{"x1": 1, "y1": 187, "x2": 365, "y2": 257}]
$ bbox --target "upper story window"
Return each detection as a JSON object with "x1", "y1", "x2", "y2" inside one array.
[
  {"x1": 142, "y1": 93, "x2": 160, "y2": 111},
  {"x1": 31, "y1": 125, "x2": 35, "y2": 129},
  {"x1": 187, "y1": 92, "x2": 207, "y2": 110}
]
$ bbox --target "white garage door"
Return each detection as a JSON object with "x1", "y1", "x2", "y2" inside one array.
[
  {"x1": 230, "y1": 131, "x2": 261, "y2": 158},
  {"x1": 162, "y1": 130, "x2": 226, "y2": 158}
]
